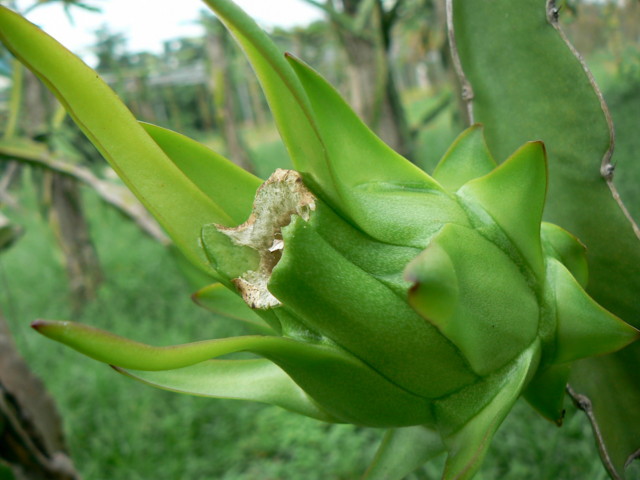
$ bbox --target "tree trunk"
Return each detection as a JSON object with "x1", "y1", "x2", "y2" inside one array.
[
  {"x1": 329, "y1": 1, "x2": 413, "y2": 157},
  {"x1": 21, "y1": 70, "x2": 51, "y2": 137},
  {"x1": 196, "y1": 84, "x2": 214, "y2": 131},
  {"x1": 206, "y1": 25, "x2": 254, "y2": 173},
  {"x1": 21, "y1": 70, "x2": 103, "y2": 311},
  {"x1": 0, "y1": 314, "x2": 80, "y2": 480},
  {"x1": 246, "y1": 74, "x2": 267, "y2": 127},
  {"x1": 46, "y1": 173, "x2": 103, "y2": 311}
]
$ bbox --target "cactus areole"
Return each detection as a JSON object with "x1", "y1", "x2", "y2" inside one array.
[{"x1": 1, "y1": 1, "x2": 637, "y2": 479}]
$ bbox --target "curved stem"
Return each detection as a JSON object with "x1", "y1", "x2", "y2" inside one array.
[{"x1": 445, "y1": 0, "x2": 474, "y2": 125}]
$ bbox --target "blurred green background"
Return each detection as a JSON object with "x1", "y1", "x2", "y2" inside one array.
[{"x1": 1, "y1": 0, "x2": 638, "y2": 478}]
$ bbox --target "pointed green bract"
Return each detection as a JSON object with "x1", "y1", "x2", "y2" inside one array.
[
  {"x1": 31, "y1": 319, "x2": 296, "y2": 371},
  {"x1": 541, "y1": 222, "x2": 588, "y2": 287},
  {"x1": 285, "y1": 54, "x2": 436, "y2": 193},
  {"x1": 523, "y1": 363, "x2": 571, "y2": 425},
  {"x1": 270, "y1": 215, "x2": 477, "y2": 398},
  {"x1": 192, "y1": 283, "x2": 274, "y2": 334},
  {"x1": 405, "y1": 239, "x2": 458, "y2": 324},
  {"x1": 550, "y1": 259, "x2": 639, "y2": 364},
  {"x1": 115, "y1": 359, "x2": 336, "y2": 421},
  {"x1": 406, "y1": 223, "x2": 539, "y2": 375},
  {"x1": 201, "y1": 0, "x2": 327, "y2": 181},
  {"x1": 262, "y1": 321, "x2": 438, "y2": 428},
  {"x1": 287, "y1": 199, "x2": 422, "y2": 296},
  {"x1": 433, "y1": 125, "x2": 497, "y2": 192},
  {"x1": 0, "y1": 6, "x2": 228, "y2": 272},
  {"x1": 285, "y1": 55, "x2": 468, "y2": 247},
  {"x1": 142, "y1": 123, "x2": 261, "y2": 226},
  {"x1": 31, "y1": 319, "x2": 435, "y2": 427},
  {"x1": 440, "y1": 345, "x2": 537, "y2": 480},
  {"x1": 347, "y1": 181, "x2": 469, "y2": 248},
  {"x1": 201, "y1": 223, "x2": 260, "y2": 284},
  {"x1": 364, "y1": 427, "x2": 445, "y2": 480},
  {"x1": 458, "y1": 142, "x2": 547, "y2": 281}
]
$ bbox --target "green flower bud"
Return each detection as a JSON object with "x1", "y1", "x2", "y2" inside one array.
[
  {"x1": 197, "y1": 123, "x2": 638, "y2": 478},
  {"x1": 3, "y1": 1, "x2": 636, "y2": 478}
]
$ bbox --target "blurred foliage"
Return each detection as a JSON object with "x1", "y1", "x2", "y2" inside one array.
[{"x1": 0, "y1": 0, "x2": 639, "y2": 478}]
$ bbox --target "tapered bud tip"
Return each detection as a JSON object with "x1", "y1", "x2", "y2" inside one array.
[
  {"x1": 529, "y1": 139, "x2": 546, "y2": 151},
  {"x1": 31, "y1": 319, "x2": 65, "y2": 332},
  {"x1": 190, "y1": 291, "x2": 201, "y2": 305},
  {"x1": 404, "y1": 239, "x2": 458, "y2": 325},
  {"x1": 190, "y1": 290, "x2": 212, "y2": 312},
  {"x1": 553, "y1": 258, "x2": 639, "y2": 363},
  {"x1": 31, "y1": 319, "x2": 47, "y2": 330}
]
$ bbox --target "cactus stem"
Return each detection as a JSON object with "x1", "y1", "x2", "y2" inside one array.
[
  {"x1": 566, "y1": 384, "x2": 622, "y2": 480},
  {"x1": 446, "y1": 0, "x2": 475, "y2": 125}
]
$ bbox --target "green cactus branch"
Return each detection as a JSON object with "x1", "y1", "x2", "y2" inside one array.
[
  {"x1": 446, "y1": 1, "x2": 640, "y2": 478},
  {"x1": 544, "y1": 0, "x2": 640, "y2": 240},
  {"x1": 566, "y1": 384, "x2": 622, "y2": 480},
  {"x1": 445, "y1": 0, "x2": 474, "y2": 123}
]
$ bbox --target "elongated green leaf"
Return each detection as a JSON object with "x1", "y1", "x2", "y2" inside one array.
[
  {"x1": 285, "y1": 55, "x2": 469, "y2": 247},
  {"x1": 115, "y1": 358, "x2": 336, "y2": 422},
  {"x1": 450, "y1": 3, "x2": 640, "y2": 475},
  {"x1": 363, "y1": 426, "x2": 445, "y2": 480},
  {"x1": 31, "y1": 319, "x2": 286, "y2": 370},
  {"x1": 168, "y1": 245, "x2": 216, "y2": 290},
  {"x1": 0, "y1": 6, "x2": 228, "y2": 272},
  {"x1": 141, "y1": 123, "x2": 261, "y2": 226},
  {"x1": 31, "y1": 319, "x2": 435, "y2": 427},
  {"x1": 201, "y1": 0, "x2": 327, "y2": 185},
  {"x1": 438, "y1": 345, "x2": 538, "y2": 480},
  {"x1": 192, "y1": 283, "x2": 274, "y2": 334},
  {"x1": 285, "y1": 54, "x2": 434, "y2": 192}
]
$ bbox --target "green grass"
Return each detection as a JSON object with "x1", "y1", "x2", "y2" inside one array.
[{"x1": 0, "y1": 159, "x2": 613, "y2": 479}]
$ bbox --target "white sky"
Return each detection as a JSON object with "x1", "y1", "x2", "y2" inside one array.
[{"x1": 14, "y1": 0, "x2": 323, "y2": 63}]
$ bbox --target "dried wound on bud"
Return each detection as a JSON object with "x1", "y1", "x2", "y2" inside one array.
[{"x1": 216, "y1": 169, "x2": 316, "y2": 308}]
